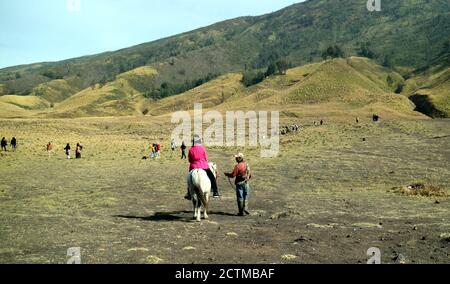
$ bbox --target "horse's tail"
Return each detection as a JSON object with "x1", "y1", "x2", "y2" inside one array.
[
  {"x1": 191, "y1": 169, "x2": 208, "y2": 208},
  {"x1": 193, "y1": 183, "x2": 208, "y2": 208}
]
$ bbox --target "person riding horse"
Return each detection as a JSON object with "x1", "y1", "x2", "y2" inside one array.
[{"x1": 184, "y1": 134, "x2": 221, "y2": 200}]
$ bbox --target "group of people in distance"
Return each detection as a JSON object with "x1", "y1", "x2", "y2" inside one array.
[
  {"x1": 144, "y1": 140, "x2": 185, "y2": 160},
  {"x1": 169, "y1": 139, "x2": 190, "y2": 160},
  {"x1": 171, "y1": 139, "x2": 187, "y2": 160},
  {"x1": 150, "y1": 143, "x2": 161, "y2": 158},
  {"x1": 61, "y1": 143, "x2": 83, "y2": 159},
  {"x1": 1, "y1": 137, "x2": 84, "y2": 160},
  {"x1": 313, "y1": 120, "x2": 325, "y2": 126},
  {"x1": 280, "y1": 124, "x2": 301, "y2": 135},
  {"x1": 1, "y1": 137, "x2": 17, "y2": 151}
]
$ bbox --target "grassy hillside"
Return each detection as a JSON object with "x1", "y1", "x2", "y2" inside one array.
[
  {"x1": 407, "y1": 67, "x2": 450, "y2": 117},
  {"x1": 149, "y1": 57, "x2": 419, "y2": 119},
  {"x1": 0, "y1": 101, "x2": 31, "y2": 118},
  {"x1": 0, "y1": 0, "x2": 449, "y2": 102},
  {"x1": 43, "y1": 66, "x2": 159, "y2": 118},
  {"x1": 0, "y1": 95, "x2": 49, "y2": 110},
  {"x1": 0, "y1": 57, "x2": 443, "y2": 120},
  {"x1": 30, "y1": 79, "x2": 81, "y2": 103}
]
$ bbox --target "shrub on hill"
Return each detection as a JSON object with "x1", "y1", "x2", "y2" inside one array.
[
  {"x1": 144, "y1": 73, "x2": 219, "y2": 99},
  {"x1": 242, "y1": 59, "x2": 290, "y2": 87},
  {"x1": 322, "y1": 45, "x2": 345, "y2": 60}
]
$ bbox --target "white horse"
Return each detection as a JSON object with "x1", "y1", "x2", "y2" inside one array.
[{"x1": 187, "y1": 162, "x2": 217, "y2": 222}]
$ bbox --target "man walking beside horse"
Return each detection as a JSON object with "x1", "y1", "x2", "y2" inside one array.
[{"x1": 225, "y1": 153, "x2": 253, "y2": 216}]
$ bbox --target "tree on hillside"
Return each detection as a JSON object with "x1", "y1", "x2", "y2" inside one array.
[
  {"x1": 118, "y1": 64, "x2": 127, "y2": 74},
  {"x1": 322, "y1": 45, "x2": 345, "y2": 60},
  {"x1": 443, "y1": 40, "x2": 450, "y2": 53},
  {"x1": 275, "y1": 60, "x2": 289, "y2": 75},
  {"x1": 99, "y1": 76, "x2": 108, "y2": 87},
  {"x1": 441, "y1": 40, "x2": 450, "y2": 65},
  {"x1": 358, "y1": 42, "x2": 375, "y2": 59},
  {"x1": 264, "y1": 60, "x2": 289, "y2": 77},
  {"x1": 144, "y1": 73, "x2": 220, "y2": 100},
  {"x1": 161, "y1": 82, "x2": 169, "y2": 89},
  {"x1": 265, "y1": 63, "x2": 277, "y2": 77},
  {"x1": 241, "y1": 71, "x2": 265, "y2": 87},
  {"x1": 382, "y1": 55, "x2": 393, "y2": 68},
  {"x1": 42, "y1": 70, "x2": 63, "y2": 80},
  {"x1": 242, "y1": 59, "x2": 289, "y2": 87}
]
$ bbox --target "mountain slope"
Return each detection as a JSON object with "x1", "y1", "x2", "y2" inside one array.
[
  {"x1": 2, "y1": 57, "x2": 446, "y2": 119},
  {"x1": 44, "y1": 66, "x2": 159, "y2": 118},
  {"x1": 1, "y1": 0, "x2": 449, "y2": 104},
  {"x1": 135, "y1": 57, "x2": 418, "y2": 119},
  {"x1": 407, "y1": 66, "x2": 450, "y2": 118}
]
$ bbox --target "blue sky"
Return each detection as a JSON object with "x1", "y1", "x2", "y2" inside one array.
[{"x1": 0, "y1": 0, "x2": 303, "y2": 69}]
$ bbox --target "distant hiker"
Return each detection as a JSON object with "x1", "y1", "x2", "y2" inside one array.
[
  {"x1": 75, "y1": 143, "x2": 83, "y2": 159},
  {"x1": 372, "y1": 114, "x2": 380, "y2": 122},
  {"x1": 224, "y1": 153, "x2": 253, "y2": 216},
  {"x1": 1, "y1": 137, "x2": 7, "y2": 151},
  {"x1": 171, "y1": 139, "x2": 177, "y2": 151},
  {"x1": 64, "y1": 143, "x2": 71, "y2": 159},
  {"x1": 320, "y1": 120, "x2": 324, "y2": 126},
  {"x1": 150, "y1": 144, "x2": 157, "y2": 158},
  {"x1": 356, "y1": 117, "x2": 360, "y2": 124},
  {"x1": 157, "y1": 143, "x2": 161, "y2": 157},
  {"x1": 46, "y1": 142, "x2": 54, "y2": 156},
  {"x1": 180, "y1": 141, "x2": 187, "y2": 160},
  {"x1": 10, "y1": 137, "x2": 17, "y2": 151},
  {"x1": 184, "y1": 134, "x2": 220, "y2": 200}
]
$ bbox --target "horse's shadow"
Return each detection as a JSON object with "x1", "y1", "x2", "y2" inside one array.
[{"x1": 114, "y1": 210, "x2": 237, "y2": 223}]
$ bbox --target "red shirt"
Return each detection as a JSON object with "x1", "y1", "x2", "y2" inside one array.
[{"x1": 226, "y1": 161, "x2": 251, "y2": 184}]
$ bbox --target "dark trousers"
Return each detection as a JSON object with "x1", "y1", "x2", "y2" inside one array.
[
  {"x1": 204, "y1": 168, "x2": 218, "y2": 194},
  {"x1": 181, "y1": 150, "x2": 187, "y2": 159}
]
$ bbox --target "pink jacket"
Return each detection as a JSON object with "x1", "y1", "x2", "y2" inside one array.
[{"x1": 189, "y1": 144, "x2": 209, "y2": 171}]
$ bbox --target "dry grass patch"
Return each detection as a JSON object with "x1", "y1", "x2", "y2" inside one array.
[{"x1": 390, "y1": 183, "x2": 449, "y2": 198}]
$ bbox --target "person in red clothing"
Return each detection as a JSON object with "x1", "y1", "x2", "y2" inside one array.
[
  {"x1": 225, "y1": 153, "x2": 252, "y2": 216},
  {"x1": 156, "y1": 143, "x2": 161, "y2": 158},
  {"x1": 184, "y1": 134, "x2": 220, "y2": 200}
]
